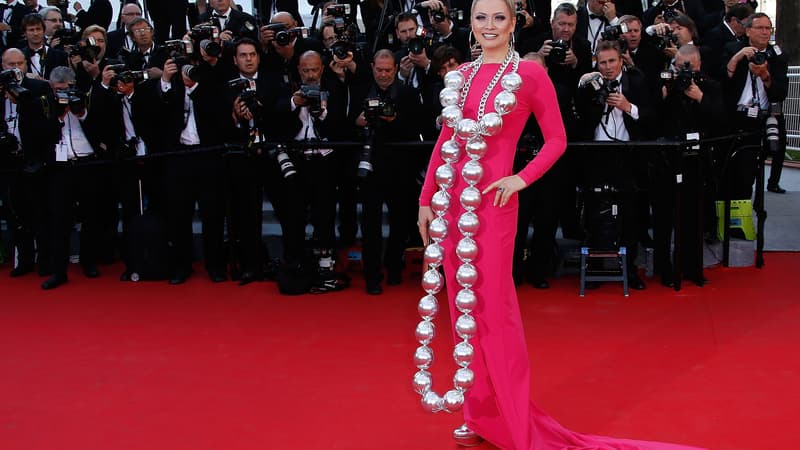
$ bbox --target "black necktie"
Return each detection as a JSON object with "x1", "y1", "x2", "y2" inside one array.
[
  {"x1": 212, "y1": 13, "x2": 227, "y2": 20},
  {"x1": 589, "y1": 13, "x2": 604, "y2": 21},
  {"x1": 35, "y1": 48, "x2": 44, "y2": 57}
]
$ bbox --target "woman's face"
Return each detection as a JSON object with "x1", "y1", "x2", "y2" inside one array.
[{"x1": 471, "y1": 0, "x2": 515, "y2": 54}]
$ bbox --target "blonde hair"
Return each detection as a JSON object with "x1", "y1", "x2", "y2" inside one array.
[{"x1": 471, "y1": 0, "x2": 517, "y2": 20}]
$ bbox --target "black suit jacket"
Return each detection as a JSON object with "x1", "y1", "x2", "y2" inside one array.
[
  {"x1": 254, "y1": 0, "x2": 304, "y2": 26},
  {"x1": 577, "y1": 67, "x2": 656, "y2": 141},
  {"x1": 75, "y1": 0, "x2": 113, "y2": 31},
  {"x1": 721, "y1": 40, "x2": 789, "y2": 113},
  {"x1": 105, "y1": 29, "x2": 131, "y2": 59},
  {"x1": 630, "y1": 41, "x2": 668, "y2": 93},
  {"x1": 92, "y1": 80, "x2": 169, "y2": 154},
  {"x1": 643, "y1": 0, "x2": 706, "y2": 28},
  {"x1": 199, "y1": 7, "x2": 259, "y2": 41},
  {"x1": 22, "y1": 46, "x2": 68, "y2": 80},
  {"x1": 3, "y1": 78, "x2": 61, "y2": 167},
  {"x1": 574, "y1": 7, "x2": 619, "y2": 50},
  {"x1": 0, "y1": 2, "x2": 31, "y2": 52},
  {"x1": 227, "y1": 70, "x2": 293, "y2": 144},
  {"x1": 518, "y1": 32, "x2": 593, "y2": 95},
  {"x1": 703, "y1": 22, "x2": 740, "y2": 78},
  {"x1": 657, "y1": 75, "x2": 726, "y2": 139}
]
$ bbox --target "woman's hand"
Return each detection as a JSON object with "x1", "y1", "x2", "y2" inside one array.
[
  {"x1": 418, "y1": 206, "x2": 435, "y2": 245},
  {"x1": 482, "y1": 175, "x2": 526, "y2": 207}
]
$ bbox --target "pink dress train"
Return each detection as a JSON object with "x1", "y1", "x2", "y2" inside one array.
[{"x1": 419, "y1": 61, "x2": 705, "y2": 450}]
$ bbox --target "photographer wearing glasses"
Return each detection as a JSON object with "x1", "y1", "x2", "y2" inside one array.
[{"x1": 722, "y1": 12, "x2": 788, "y2": 197}]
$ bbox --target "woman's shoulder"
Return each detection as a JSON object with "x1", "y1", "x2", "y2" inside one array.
[{"x1": 517, "y1": 59, "x2": 548, "y2": 80}]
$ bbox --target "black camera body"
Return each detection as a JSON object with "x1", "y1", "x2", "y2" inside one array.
[
  {"x1": 299, "y1": 84, "x2": 328, "y2": 117},
  {"x1": 601, "y1": 23, "x2": 628, "y2": 42},
  {"x1": 407, "y1": 27, "x2": 434, "y2": 55},
  {"x1": 111, "y1": 70, "x2": 149, "y2": 88},
  {"x1": 265, "y1": 23, "x2": 310, "y2": 46},
  {"x1": 581, "y1": 74, "x2": 620, "y2": 106},
  {"x1": 189, "y1": 23, "x2": 220, "y2": 42},
  {"x1": 653, "y1": 33, "x2": 679, "y2": 51},
  {"x1": 363, "y1": 97, "x2": 396, "y2": 123},
  {"x1": 547, "y1": 39, "x2": 570, "y2": 65},
  {"x1": 0, "y1": 68, "x2": 28, "y2": 100},
  {"x1": 228, "y1": 78, "x2": 262, "y2": 118},
  {"x1": 71, "y1": 36, "x2": 101, "y2": 61},
  {"x1": 661, "y1": 61, "x2": 702, "y2": 94},
  {"x1": 164, "y1": 38, "x2": 195, "y2": 67},
  {"x1": 54, "y1": 86, "x2": 87, "y2": 116},
  {"x1": 750, "y1": 48, "x2": 773, "y2": 65},
  {"x1": 52, "y1": 22, "x2": 81, "y2": 47}
]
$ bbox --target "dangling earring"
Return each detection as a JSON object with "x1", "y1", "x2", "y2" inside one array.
[
  {"x1": 468, "y1": 30, "x2": 476, "y2": 47},
  {"x1": 509, "y1": 32, "x2": 516, "y2": 50}
]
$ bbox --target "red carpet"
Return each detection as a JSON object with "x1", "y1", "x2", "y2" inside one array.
[{"x1": 1, "y1": 254, "x2": 799, "y2": 450}]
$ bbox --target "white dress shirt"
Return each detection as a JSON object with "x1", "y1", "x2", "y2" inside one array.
[
  {"x1": 56, "y1": 111, "x2": 93, "y2": 161},
  {"x1": 594, "y1": 71, "x2": 639, "y2": 142}
]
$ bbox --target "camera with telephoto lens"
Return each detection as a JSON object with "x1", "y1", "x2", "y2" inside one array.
[
  {"x1": 54, "y1": 86, "x2": 87, "y2": 116},
  {"x1": 299, "y1": 84, "x2": 327, "y2": 118},
  {"x1": 111, "y1": 70, "x2": 149, "y2": 88},
  {"x1": 189, "y1": 23, "x2": 220, "y2": 41},
  {"x1": 580, "y1": 73, "x2": 620, "y2": 106},
  {"x1": 199, "y1": 38, "x2": 222, "y2": 57},
  {"x1": 272, "y1": 144, "x2": 297, "y2": 180},
  {"x1": 0, "y1": 68, "x2": 29, "y2": 100},
  {"x1": 546, "y1": 39, "x2": 569, "y2": 65},
  {"x1": 661, "y1": 61, "x2": 702, "y2": 94},
  {"x1": 407, "y1": 27, "x2": 434, "y2": 55},
  {"x1": 764, "y1": 102, "x2": 781, "y2": 155},
  {"x1": 264, "y1": 23, "x2": 310, "y2": 46},
  {"x1": 228, "y1": 78, "x2": 262, "y2": 118},
  {"x1": 181, "y1": 64, "x2": 202, "y2": 82}
]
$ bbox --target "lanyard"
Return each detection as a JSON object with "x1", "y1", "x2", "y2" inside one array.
[
  {"x1": 749, "y1": 72, "x2": 759, "y2": 107},
  {"x1": 588, "y1": 16, "x2": 606, "y2": 53}
]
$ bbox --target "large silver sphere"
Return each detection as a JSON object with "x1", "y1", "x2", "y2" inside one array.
[
  {"x1": 413, "y1": 369, "x2": 433, "y2": 395},
  {"x1": 423, "y1": 242, "x2": 444, "y2": 268},
  {"x1": 415, "y1": 320, "x2": 436, "y2": 344},
  {"x1": 455, "y1": 288, "x2": 477, "y2": 313},
  {"x1": 421, "y1": 268, "x2": 444, "y2": 294},
  {"x1": 501, "y1": 72, "x2": 523, "y2": 92},
  {"x1": 456, "y1": 118, "x2": 479, "y2": 140},
  {"x1": 430, "y1": 190, "x2": 450, "y2": 215},
  {"x1": 456, "y1": 237, "x2": 478, "y2": 263},
  {"x1": 453, "y1": 341, "x2": 474, "y2": 368},
  {"x1": 428, "y1": 217, "x2": 448, "y2": 241},
  {"x1": 457, "y1": 211, "x2": 480, "y2": 236},
  {"x1": 414, "y1": 345, "x2": 434, "y2": 369},
  {"x1": 461, "y1": 160, "x2": 484, "y2": 186},
  {"x1": 465, "y1": 136, "x2": 487, "y2": 160},
  {"x1": 459, "y1": 187, "x2": 482, "y2": 211},
  {"x1": 440, "y1": 139, "x2": 462, "y2": 164},
  {"x1": 444, "y1": 70, "x2": 465, "y2": 90},
  {"x1": 418, "y1": 294, "x2": 439, "y2": 319},
  {"x1": 440, "y1": 105, "x2": 463, "y2": 128},
  {"x1": 434, "y1": 164, "x2": 455, "y2": 189},
  {"x1": 421, "y1": 391, "x2": 444, "y2": 413},
  {"x1": 494, "y1": 90, "x2": 517, "y2": 116},
  {"x1": 479, "y1": 112, "x2": 503, "y2": 136},
  {"x1": 443, "y1": 389, "x2": 465, "y2": 412},
  {"x1": 453, "y1": 367, "x2": 475, "y2": 390},
  {"x1": 455, "y1": 314, "x2": 477, "y2": 340},
  {"x1": 439, "y1": 87, "x2": 460, "y2": 107},
  {"x1": 456, "y1": 263, "x2": 478, "y2": 288}
]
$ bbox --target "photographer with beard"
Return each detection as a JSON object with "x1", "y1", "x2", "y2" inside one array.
[
  {"x1": 652, "y1": 44, "x2": 725, "y2": 288},
  {"x1": 352, "y1": 49, "x2": 423, "y2": 295}
]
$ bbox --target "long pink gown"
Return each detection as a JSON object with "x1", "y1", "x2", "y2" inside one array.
[{"x1": 419, "y1": 61, "x2": 705, "y2": 450}]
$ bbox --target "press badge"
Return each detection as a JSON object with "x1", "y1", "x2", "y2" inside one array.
[
  {"x1": 55, "y1": 142, "x2": 68, "y2": 162},
  {"x1": 747, "y1": 106, "x2": 759, "y2": 118},
  {"x1": 686, "y1": 132, "x2": 700, "y2": 150},
  {"x1": 773, "y1": 45, "x2": 782, "y2": 56}
]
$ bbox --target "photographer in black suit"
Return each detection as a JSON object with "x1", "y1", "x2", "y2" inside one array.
[
  {"x1": 577, "y1": 40, "x2": 656, "y2": 290},
  {"x1": 259, "y1": 11, "x2": 322, "y2": 83},
  {"x1": 652, "y1": 44, "x2": 725, "y2": 287},
  {"x1": 73, "y1": 0, "x2": 112, "y2": 31},
  {"x1": 0, "y1": 0, "x2": 30, "y2": 52},
  {"x1": 20, "y1": 13, "x2": 68, "y2": 79},
  {"x1": 159, "y1": 45, "x2": 233, "y2": 284},
  {"x1": 619, "y1": 15, "x2": 667, "y2": 93},
  {"x1": 721, "y1": 13, "x2": 788, "y2": 198},
  {"x1": 105, "y1": 2, "x2": 141, "y2": 58},
  {"x1": 125, "y1": 17, "x2": 168, "y2": 80},
  {"x1": 41, "y1": 66, "x2": 106, "y2": 289},
  {"x1": 703, "y1": 4, "x2": 750, "y2": 80},
  {"x1": 352, "y1": 49, "x2": 423, "y2": 295},
  {"x1": 1, "y1": 48, "x2": 54, "y2": 277},
  {"x1": 145, "y1": 0, "x2": 187, "y2": 42},
  {"x1": 199, "y1": 0, "x2": 259, "y2": 43}
]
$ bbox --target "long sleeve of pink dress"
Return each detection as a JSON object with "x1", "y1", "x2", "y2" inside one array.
[{"x1": 418, "y1": 60, "x2": 705, "y2": 450}]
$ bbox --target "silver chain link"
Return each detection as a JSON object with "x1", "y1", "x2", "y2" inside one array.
[{"x1": 458, "y1": 49, "x2": 519, "y2": 121}]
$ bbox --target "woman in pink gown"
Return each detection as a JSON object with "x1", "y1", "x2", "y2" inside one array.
[{"x1": 416, "y1": 0, "x2": 706, "y2": 448}]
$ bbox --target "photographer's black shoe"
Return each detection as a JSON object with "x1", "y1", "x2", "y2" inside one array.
[
  {"x1": 366, "y1": 279, "x2": 383, "y2": 295},
  {"x1": 209, "y1": 271, "x2": 227, "y2": 283},
  {"x1": 83, "y1": 264, "x2": 100, "y2": 278},
  {"x1": 42, "y1": 274, "x2": 68, "y2": 290},
  {"x1": 767, "y1": 184, "x2": 786, "y2": 194},
  {"x1": 10, "y1": 265, "x2": 33, "y2": 277},
  {"x1": 628, "y1": 274, "x2": 646, "y2": 290},
  {"x1": 387, "y1": 271, "x2": 402, "y2": 286},
  {"x1": 169, "y1": 272, "x2": 190, "y2": 285}
]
